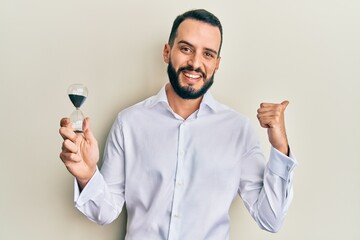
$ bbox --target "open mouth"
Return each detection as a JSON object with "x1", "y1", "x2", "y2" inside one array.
[
  {"x1": 182, "y1": 71, "x2": 204, "y2": 85},
  {"x1": 183, "y1": 72, "x2": 201, "y2": 79}
]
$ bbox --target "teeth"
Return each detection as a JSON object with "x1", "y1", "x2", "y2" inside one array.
[{"x1": 184, "y1": 72, "x2": 200, "y2": 79}]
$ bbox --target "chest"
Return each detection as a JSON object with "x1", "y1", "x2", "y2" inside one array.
[{"x1": 122, "y1": 116, "x2": 248, "y2": 185}]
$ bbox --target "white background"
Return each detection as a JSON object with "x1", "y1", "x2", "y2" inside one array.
[{"x1": 1, "y1": 0, "x2": 359, "y2": 239}]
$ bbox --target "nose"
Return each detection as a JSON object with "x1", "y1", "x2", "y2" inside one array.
[{"x1": 187, "y1": 52, "x2": 202, "y2": 70}]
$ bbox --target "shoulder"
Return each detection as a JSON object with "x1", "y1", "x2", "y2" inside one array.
[
  {"x1": 114, "y1": 94, "x2": 162, "y2": 124},
  {"x1": 202, "y1": 92, "x2": 249, "y2": 123},
  {"x1": 210, "y1": 97, "x2": 250, "y2": 124}
]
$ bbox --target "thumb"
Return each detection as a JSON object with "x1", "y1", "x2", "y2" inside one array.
[
  {"x1": 281, "y1": 100, "x2": 289, "y2": 110},
  {"x1": 82, "y1": 117, "x2": 96, "y2": 144}
]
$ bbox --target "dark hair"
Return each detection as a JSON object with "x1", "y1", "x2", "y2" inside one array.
[{"x1": 168, "y1": 9, "x2": 223, "y2": 56}]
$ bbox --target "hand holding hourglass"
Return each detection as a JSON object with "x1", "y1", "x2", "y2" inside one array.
[
  {"x1": 60, "y1": 84, "x2": 99, "y2": 189},
  {"x1": 68, "y1": 84, "x2": 88, "y2": 133}
]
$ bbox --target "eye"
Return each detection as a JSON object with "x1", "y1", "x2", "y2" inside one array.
[
  {"x1": 204, "y1": 52, "x2": 215, "y2": 59},
  {"x1": 181, "y1": 47, "x2": 192, "y2": 53}
]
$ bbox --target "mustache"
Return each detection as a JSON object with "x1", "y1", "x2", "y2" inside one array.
[{"x1": 178, "y1": 65, "x2": 207, "y2": 79}]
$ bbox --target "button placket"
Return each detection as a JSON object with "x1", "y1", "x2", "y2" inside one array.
[{"x1": 168, "y1": 122, "x2": 188, "y2": 240}]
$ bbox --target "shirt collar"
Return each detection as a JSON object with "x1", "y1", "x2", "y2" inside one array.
[
  {"x1": 200, "y1": 89, "x2": 221, "y2": 113},
  {"x1": 148, "y1": 84, "x2": 222, "y2": 114}
]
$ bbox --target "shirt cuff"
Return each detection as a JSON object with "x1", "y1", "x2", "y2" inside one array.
[
  {"x1": 267, "y1": 146, "x2": 298, "y2": 181},
  {"x1": 74, "y1": 168, "x2": 104, "y2": 206}
]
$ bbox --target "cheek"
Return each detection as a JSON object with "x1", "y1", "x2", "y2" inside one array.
[
  {"x1": 169, "y1": 57, "x2": 182, "y2": 71},
  {"x1": 170, "y1": 49, "x2": 182, "y2": 63},
  {"x1": 205, "y1": 63, "x2": 218, "y2": 75}
]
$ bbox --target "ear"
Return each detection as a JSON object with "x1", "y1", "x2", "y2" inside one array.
[
  {"x1": 215, "y1": 56, "x2": 221, "y2": 72},
  {"x1": 163, "y1": 44, "x2": 171, "y2": 64}
]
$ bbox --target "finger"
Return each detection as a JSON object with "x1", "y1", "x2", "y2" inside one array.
[
  {"x1": 257, "y1": 113, "x2": 273, "y2": 127},
  {"x1": 257, "y1": 106, "x2": 273, "y2": 114},
  {"x1": 281, "y1": 100, "x2": 289, "y2": 110},
  {"x1": 59, "y1": 151, "x2": 81, "y2": 163},
  {"x1": 259, "y1": 122, "x2": 270, "y2": 128},
  {"x1": 260, "y1": 101, "x2": 289, "y2": 109},
  {"x1": 60, "y1": 118, "x2": 71, "y2": 127},
  {"x1": 258, "y1": 103, "x2": 275, "y2": 114},
  {"x1": 82, "y1": 117, "x2": 97, "y2": 144},
  {"x1": 62, "y1": 139, "x2": 79, "y2": 154},
  {"x1": 259, "y1": 120, "x2": 271, "y2": 128},
  {"x1": 258, "y1": 102, "x2": 287, "y2": 114},
  {"x1": 257, "y1": 105, "x2": 280, "y2": 117},
  {"x1": 260, "y1": 102, "x2": 273, "y2": 108},
  {"x1": 59, "y1": 125, "x2": 77, "y2": 141}
]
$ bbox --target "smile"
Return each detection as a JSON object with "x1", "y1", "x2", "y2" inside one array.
[{"x1": 183, "y1": 72, "x2": 201, "y2": 79}]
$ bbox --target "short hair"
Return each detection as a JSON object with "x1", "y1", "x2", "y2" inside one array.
[{"x1": 168, "y1": 9, "x2": 223, "y2": 56}]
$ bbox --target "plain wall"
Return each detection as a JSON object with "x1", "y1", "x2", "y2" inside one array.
[{"x1": 1, "y1": 0, "x2": 359, "y2": 239}]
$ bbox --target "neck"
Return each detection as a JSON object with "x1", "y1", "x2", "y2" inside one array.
[{"x1": 165, "y1": 83, "x2": 203, "y2": 120}]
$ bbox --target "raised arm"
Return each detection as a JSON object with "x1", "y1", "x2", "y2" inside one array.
[{"x1": 239, "y1": 100, "x2": 296, "y2": 232}]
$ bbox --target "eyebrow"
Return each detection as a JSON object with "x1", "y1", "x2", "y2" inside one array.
[{"x1": 178, "y1": 40, "x2": 218, "y2": 56}]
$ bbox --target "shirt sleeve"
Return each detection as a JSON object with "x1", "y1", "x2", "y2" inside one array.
[
  {"x1": 238, "y1": 119, "x2": 298, "y2": 233},
  {"x1": 73, "y1": 116, "x2": 126, "y2": 225},
  {"x1": 242, "y1": 146, "x2": 297, "y2": 232}
]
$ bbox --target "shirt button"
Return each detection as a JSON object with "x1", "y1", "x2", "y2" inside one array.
[
  {"x1": 173, "y1": 214, "x2": 180, "y2": 218},
  {"x1": 179, "y1": 150, "x2": 185, "y2": 156}
]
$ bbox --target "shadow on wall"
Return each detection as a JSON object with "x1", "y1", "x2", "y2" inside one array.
[{"x1": 117, "y1": 208, "x2": 128, "y2": 240}]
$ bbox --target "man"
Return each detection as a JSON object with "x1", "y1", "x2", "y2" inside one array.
[{"x1": 59, "y1": 9, "x2": 297, "y2": 240}]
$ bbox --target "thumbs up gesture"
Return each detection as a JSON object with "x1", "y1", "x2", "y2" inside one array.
[{"x1": 257, "y1": 101, "x2": 290, "y2": 156}]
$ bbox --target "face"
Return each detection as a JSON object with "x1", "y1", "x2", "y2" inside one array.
[{"x1": 163, "y1": 19, "x2": 221, "y2": 99}]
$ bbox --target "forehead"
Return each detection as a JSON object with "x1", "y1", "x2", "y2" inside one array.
[{"x1": 175, "y1": 19, "x2": 221, "y2": 51}]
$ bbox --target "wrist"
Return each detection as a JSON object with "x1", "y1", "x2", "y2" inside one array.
[
  {"x1": 274, "y1": 144, "x2": 289, "y2": 156},
  {"x1": 76, "y1": 168, "x2": 96, "y2": 190},
  {"x1": 76, "y1": 178, "x2": 90, "y2": 191}
]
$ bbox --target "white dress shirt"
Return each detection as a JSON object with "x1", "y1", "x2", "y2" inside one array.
[{"x1": 74, "y1": 85, "x2": 297, "y2": 240}]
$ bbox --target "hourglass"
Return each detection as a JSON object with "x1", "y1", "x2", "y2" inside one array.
[{"x1": 67, "y1": 84, "x2": 88, "y2": 133}]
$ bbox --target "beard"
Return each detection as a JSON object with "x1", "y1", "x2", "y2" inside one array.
[{"x1": 167, "y1": 60, "x2": 215, "y2": 99}]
